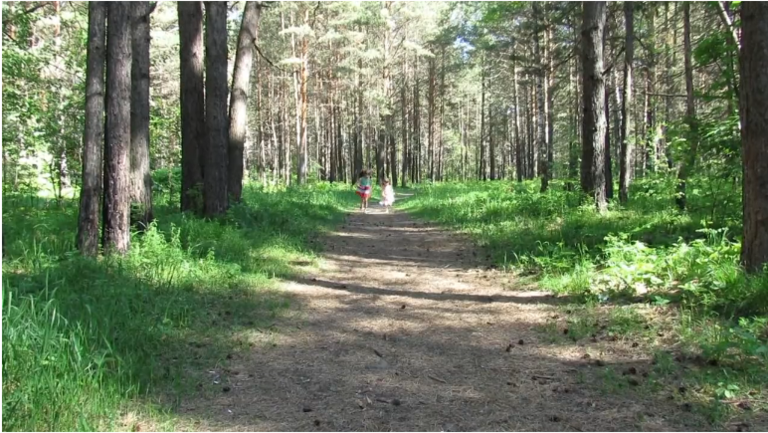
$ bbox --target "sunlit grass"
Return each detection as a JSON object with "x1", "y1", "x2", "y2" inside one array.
[{"x1": 402, "y1": 177, "x2": 767, "y2": 412}]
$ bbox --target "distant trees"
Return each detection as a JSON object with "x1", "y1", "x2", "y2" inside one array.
[{"x1": 54, "y1": 0, "x2": 768, "y2": 271}]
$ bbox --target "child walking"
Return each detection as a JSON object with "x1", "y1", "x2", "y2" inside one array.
[
  {"x1": 380, "y1": 178, "x2": 395, "y2": 213},
  {"x1": 355, "y1": 169, "x2": 373, "y2": 213}
]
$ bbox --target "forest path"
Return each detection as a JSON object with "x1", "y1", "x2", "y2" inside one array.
[{"x1": 180, "y1": 208, "x2": 709, "y2": 431}]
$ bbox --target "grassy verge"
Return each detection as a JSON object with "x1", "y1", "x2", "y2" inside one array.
[
  {"x1": 402, "y1": 178, "x2": 768, "y2": 422},
  {"x1": 2, "y1": 180, "x2": 357, "y2": 431}
]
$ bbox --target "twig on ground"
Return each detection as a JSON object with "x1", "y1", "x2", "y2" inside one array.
[
  {"x1": 532, "y1": 374, "x2": 557, "y2": 381},
  {"x1": 427, "y1": 374, "x2": 447, "y2": 384}
]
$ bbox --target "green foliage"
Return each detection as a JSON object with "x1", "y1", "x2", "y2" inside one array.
[{"x1": 2, "y1": 181, "x2": 357, "y2": 431}]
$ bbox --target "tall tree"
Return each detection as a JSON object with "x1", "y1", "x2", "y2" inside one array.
[
  {"x1": 400, "y1": 58, "x2": 409, "y2": 187},
  {"x1": 581, "y1": 1, "x2": 608, "y2": 212},
  {"x1": 103, "y1": 1, "x2": 132, "y2": 254},
  {"x1": 513, "y1": 46, "x2": 522, "y2": 183},
  {"x1": 739, "y1": 2, "x2": 768, "y2": 272},
  {"x1": 178, "y1": 1, "x2": 205, "y2": 214},
  {"x1": 675, "y1": 3, "x2": 699, "y2": 211},
  {"x1": 619, "y1": 1, "x2": 634, "y2": 204},
  {"x1": 130, "y1": 1, "x2": 153, "y2": 227},
  {"x1": 204, "y1": 1, "x2": 229, "y2": 216},
  {"x1": 534, "y1": 2, "x2": 549, "y2": 192},
  {"x1": 77, "y1": 1, "x2": 106, "y2": 256},
  {"x1": 228, "y1": 2, "x2": 261, "y2": 202}
]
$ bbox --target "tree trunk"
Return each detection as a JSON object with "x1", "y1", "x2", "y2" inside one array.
[
  {"x1": 228, "y1": 2, "x2": 261, "y2": 202},
  {"x1": 546, "y1": 21, "x2": 555, "y2": 184},
  {"x1": 438, "y1": 45, "x2": 446, "y2": 181},
  {"x1": 675, "y1": 2, "x2": 699, "y2": 211},
  {"x1": 581, "y1": 1, "x2": 608, "y2": 212},
  {"x1": 513, "y1": 48, "x2": 522, "y2": 183},
  {"x1": 130, "y1": 1, "x2": 153, "y2": 227},
  {"x1": 412, "y1": 56, "x2": 421, "y2": 184},
  {"x1": 645, "y1": 4, "x2": 657, "y2": 174},
  {"x1": 178, "y1": 1, "x2": 205, "y2": 214},
  {"x1": 298, "y1": 9, "x2": 310, "y2": 185},
  {"x1": 204, "y1": 1, "x2": 229, "y2": 216},
  {"x1": 400, "y1": 60, "x2": 409, "y2": 187},
  {"x1": 570, "y1": 23, "x2": 580, "y2": 180},
  {"x1": 353, "y1": 57, "x2": 363, "y2": 182},
  {"x1": 103, "y1": 1, "x2": 132, "y2": 254},
  {"x1": 529, "y1": 79, "x2": 538, "y2": 179},
  {"x1": 739, "y1": 2, "x2": 768, "y2": 272},
  {"x1": 534, "y1": 2, "x2": 549, "y2": 192},
  {"x1": 619, "y1": 1, "x2": 635, "y2": 204},
  {"x1": 605, "y1": 81, "x2": 614, "y2": 200},
  {"x1": 479, "y1": 65, "x2": 486, "y2": 181},
  {"x1": 77, "y1": 1, "x2": 106, "y2": 256},
  {"x1": 427, "y1": 57, "x2": 436, "y2": 181},
  {"x1": 489, "y1": 104, "x2": 496, "y2": 180}
]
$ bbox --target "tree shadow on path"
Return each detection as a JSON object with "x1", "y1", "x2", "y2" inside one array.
[{"x1": 172, "y1": 209, "x2": 737, "y2": 432}]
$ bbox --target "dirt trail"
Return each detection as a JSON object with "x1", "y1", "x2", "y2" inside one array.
[{"x1": 179, "y1": 208, "x2": 708, "y2": 431}]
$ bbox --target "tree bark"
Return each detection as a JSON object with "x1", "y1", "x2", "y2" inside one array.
[
  {"x1": 103, "y1": 1, "x2": 132, "y2": 254},
  {"x1": 178, "y1": 1, "x2": 205, "y2": 214},
  {"x1": 204, "y1": 1, "x2": 229, "y2": 216},
  {"x1": 228, "y1": 2, "x2": 261, "y2": 202},
  {"x1": 739, "y1": 2, "x2": 768, "y2": 272},
  {"x1": 77, "y1": 1, "x2": 106, "y2": 256},
  {"x1": 581, "y1": 1, "x2": 607, "y2": 212},
  {"x1": 676, "y1": 2, "x2": 698, "y2": 211},
  {"x1": 130, "y1": 1, "x2": 153, "y2": 227}
]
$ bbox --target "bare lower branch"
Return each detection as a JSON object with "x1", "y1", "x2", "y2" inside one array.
[{"x1": 715, "y1": 1, "x2": 740, "y2": 50}]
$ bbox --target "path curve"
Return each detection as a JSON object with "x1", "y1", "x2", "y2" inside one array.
[{"x1": 180, "y1": 208, "x2": 706, "y2": 431}]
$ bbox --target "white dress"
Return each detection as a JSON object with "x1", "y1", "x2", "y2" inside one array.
[{"x1": 380, "y1": 185, "x2": 395, "y2": 206}]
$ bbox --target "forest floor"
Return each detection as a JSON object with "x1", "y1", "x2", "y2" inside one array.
[{"x1": 173, "y1": 207, "x2": 735, "y2": 432}]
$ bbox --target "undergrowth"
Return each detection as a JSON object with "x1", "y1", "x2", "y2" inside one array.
[
  {"x1": 403, "y1": 176, "x2": 768, "y2": 414},
  {"x1": 2, "y1": 179, "x2": 357, "y2": 431}
]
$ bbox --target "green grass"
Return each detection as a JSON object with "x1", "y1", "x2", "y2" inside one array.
[
  {"x1": 2, "y1": 180, "x2": 358, "y2": 431},
  {"x1": 402, "y1": 176, "x2": 768, "y2": 417}
]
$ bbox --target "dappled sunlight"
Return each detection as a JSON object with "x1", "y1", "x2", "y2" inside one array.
[{"x1": 158, "y1": 208, "x2": 725, "y2": 431}]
